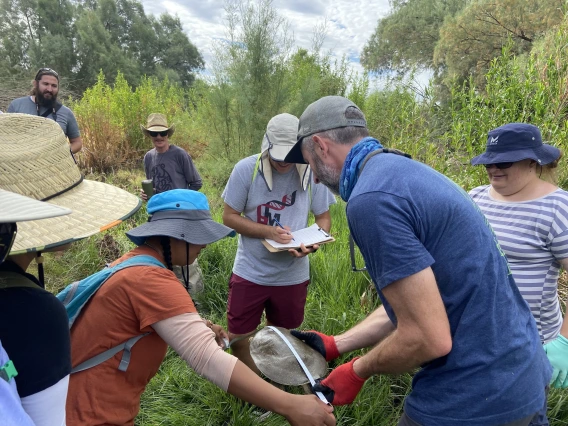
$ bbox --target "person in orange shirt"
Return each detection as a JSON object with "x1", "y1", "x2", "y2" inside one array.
[{"x1": 66, "y1": 189, "x2": 335, "y2": 426}]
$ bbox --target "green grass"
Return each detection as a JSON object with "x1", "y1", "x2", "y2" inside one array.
[{"x1": 38, "y1": 165, "x2": 568, "y2": 426}]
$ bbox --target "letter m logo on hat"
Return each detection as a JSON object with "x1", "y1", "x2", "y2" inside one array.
[{"x1": 488, "y1": 136, "x2": 499, "y2": 145}]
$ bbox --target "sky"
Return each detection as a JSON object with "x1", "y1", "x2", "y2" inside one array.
[{"x1": 141, "y1": 0, "x2": 393, "y2": 81}]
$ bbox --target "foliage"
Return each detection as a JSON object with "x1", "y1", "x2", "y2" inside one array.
[
  {"x1": 0, "y1": 0, "x2": 204, "y2": 91},
  {"x1": 206, "y1": 0, "x2": 353, "y2": 164},
  {"x1": 434, "y1": 0, "x2": 566, "y2": 88},
  {"x1": 361, "y1": 0, "x2": 468, "y2": 75},
  {"x1": 71, "y1": 71, "x2": 207, "y2": 172}
]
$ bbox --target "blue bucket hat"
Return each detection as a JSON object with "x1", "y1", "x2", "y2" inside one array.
[
  {"x1": 126, "y1": 189, "x2": 235, "y2": 246},
  {"x1": 470, "y1": 123, "x2": 561, "y2": 166}
]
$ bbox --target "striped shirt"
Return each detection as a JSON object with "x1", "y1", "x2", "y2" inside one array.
[{"x1": 470, "y1": 185, "x2": 568, "y2": 343}]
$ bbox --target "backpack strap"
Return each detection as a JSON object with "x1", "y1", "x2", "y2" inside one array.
[
  {"x1": 39, "y1": 101, "x2": 63, "y2": 119},
  {"x1": 71, "y1": 333, "x2": 150, "y2": 374},
  {"x1": 349, "y1": 148, "x2": 411, "y2": 272},
  {"x1": 0, "y1": 272, "x2": 40, "y2": 290},
  {"x1": 67, "y1": 255, "x2": 165, "y2": 374}
]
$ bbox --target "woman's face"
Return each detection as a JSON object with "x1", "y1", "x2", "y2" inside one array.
[
  {"x1": 169, "y1": 238, "x2": 207, "y2": 266},
  {"x1": 486, "y1": 159, "x2": 535, "y2": 195}
]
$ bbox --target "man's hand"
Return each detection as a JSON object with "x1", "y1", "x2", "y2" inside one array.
[
  {"x1": 288, "y1": 243, "x2": 320, "y2": 258},
  {"x1": 291, "y1": 330, "x2": 340, "y2": 361},
  {"x1": 544, "y1": 334, "x2": 568, "y2": 389},
  {"x1": 282, "y1": 394, "x2": 335, "y2": 426},
  {"x1": 268, "y1": 225, "x2": 293, "y2": 244},
  {"x1": 139, "y1": 188, "x2": 148, "y2": 202},
  {"x1": 311, "y1": 358, "x2": 366, "y2": 406}
]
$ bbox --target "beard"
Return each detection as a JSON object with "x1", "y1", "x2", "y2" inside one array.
[
  {"x1": 35, "y1": 89, "x2": 58, "y2": 108},
  {"x1": 312, "y1": 153, "x2": 341, "y2": 195}
]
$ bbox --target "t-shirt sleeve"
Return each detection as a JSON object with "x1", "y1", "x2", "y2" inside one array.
[
  {"x1": 348, "y1": 191, "x2": 434, "y2": 289},
  {"x1": 310, "y1": 180, "x2": 337, "y2": 216},
  {"x1": 549, "y1": 200, "x2": 568, "y2": 260},
  {"x1": 221, "y1": 158, "x2": 254, "y2": 213},
  {"x1": 65, "y1": 110, "x2": 81, "y2": 139},
  {"x1": 123, "y1": 267, "x2": 197, "y2": 331},
  {"x1": 6, "y1": 101, "x2": 15, "y2": 113},
  {"x1": 179, "y1": 151, "x2": 202, "y2": 191}
]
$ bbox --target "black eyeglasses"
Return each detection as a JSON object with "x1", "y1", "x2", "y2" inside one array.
[
  {"x1": 148, "y1": 130, "x2": 168, "y2": 137},
  {"x1": 484, "y1": 162, "x2": 514, "y2": 170},
  {"x1": 35, "y1": 68, "x2": 59, "y2": 81}
]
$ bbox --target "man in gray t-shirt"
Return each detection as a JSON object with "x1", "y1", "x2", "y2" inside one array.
[
  {"x1": 140, "y1": 113, "x2": 202, "y2": 200},
  {"x1": 7, "y1": 68, "x2": 82, "y2": 154},
  {"x1": 222, "y1": 113, "x2": 336, "y2": 373}
]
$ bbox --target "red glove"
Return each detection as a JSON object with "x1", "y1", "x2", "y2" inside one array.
[
  {"x1": 291, "y1": 329, "x2": 340, "y2": 361},
  {"x1": 311, "y1": 357, "x2": 367, "y2": 405}
]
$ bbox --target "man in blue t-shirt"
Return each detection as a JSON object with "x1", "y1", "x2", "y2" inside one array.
[{"x1": 284, "y1": 96, "x2": 552, "y2": 426}]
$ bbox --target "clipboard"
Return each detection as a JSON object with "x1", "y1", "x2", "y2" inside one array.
[{"x1": 262, "y1": 223, "x2": 335, "y2": 252}]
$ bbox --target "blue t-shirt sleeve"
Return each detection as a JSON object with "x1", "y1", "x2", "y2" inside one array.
[
  {"x1": 348, "y1": 191, "x2": 434, "y2": 289},
  {"x1": 6, "y1": 102, "x2": 15, "y2": 113}
]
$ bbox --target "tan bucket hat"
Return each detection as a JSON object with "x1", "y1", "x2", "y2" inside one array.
[
  {"x1": 249, "y1": 326, "x2": 327, "y2": 386},
  {"x1": 0, "y1": 113, "x2": 142, "y2": 254},
  {"x1": 259, "y1": 113, "x2": 310, "y2": 191},
  {"x1": 140, "y1": 113, "x2": 175, "y2": 137}
]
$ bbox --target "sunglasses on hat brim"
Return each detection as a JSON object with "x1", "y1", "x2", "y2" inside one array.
[
  {"x1": 484, "y1": 162, "x2": 514, "y2": 170},
  {"x1": 35, "y1": 68, "x2": 59, "y2": 81},
  {"x1": 148, "y1": 130, "x2": 169, "y2": 137}
]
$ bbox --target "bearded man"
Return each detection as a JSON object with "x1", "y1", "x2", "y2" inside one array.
[{"x1": 8, "y1": 68, "x2": 82, "y2": 154}]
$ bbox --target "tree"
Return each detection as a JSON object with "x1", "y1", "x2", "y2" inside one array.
[
  {"x1": 434, "y1": 0, "x2": 566, "y2": 87},
  {"x1": 0, "y1": 0, "x2": 76, "y2": 75},
  {"x1": 361, "y1": 0, "x2": 469, "y2": 75},
  {"x1": 209, "y1": 0, "x2": 294, "y2": 158},
  {"x1": 0, "y1": 0, "x2": 204, "y2": 92}
]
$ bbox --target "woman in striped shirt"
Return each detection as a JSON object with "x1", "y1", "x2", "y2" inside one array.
[{"x1": 470, "y1": 123, "x2": 568, "y2": 425}]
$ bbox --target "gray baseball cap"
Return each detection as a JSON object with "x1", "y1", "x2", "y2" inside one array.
[{"x1": 284, "y1": 96, "x2": 367, "y2": 164}]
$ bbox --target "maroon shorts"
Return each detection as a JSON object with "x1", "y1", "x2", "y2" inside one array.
[{"x1": 227, "y1": 273, "x2": 309, "y2": 335}]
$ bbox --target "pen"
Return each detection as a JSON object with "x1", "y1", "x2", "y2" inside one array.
[{"x1": 273, "y1": 218, "x2": 295, "y2": 241}]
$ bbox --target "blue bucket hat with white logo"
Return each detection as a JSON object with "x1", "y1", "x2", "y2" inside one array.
[
  {"x1": 470, "y1": 123, "x2": 561, "y2": 166},
  {"x1": 126, "y1": 189, "x2": 235, "y2": 246}
]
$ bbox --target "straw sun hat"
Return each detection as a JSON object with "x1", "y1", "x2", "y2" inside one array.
[{"x1": 0, "y1": 113, "x2": 142, "y2": 254}]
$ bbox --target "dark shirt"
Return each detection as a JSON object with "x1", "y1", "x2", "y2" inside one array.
[
  {"x1": 348, "y1": 153, "x2": 551, "y2": 426},
  {"x1": 0, "y1": 261, "x2": 71, "y2": 397},
  {"x1": 143, "y1": 145, "x2": 202, "y2": 193}
]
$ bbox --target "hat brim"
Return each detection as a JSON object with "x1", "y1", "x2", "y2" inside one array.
[
  {"x1": 471, "y1": 144, "x2": 561, "y2": 166},
  {"x1": 0, "y1": 189, "x2": 71, "y2": 223},
  {"x1": 140, "y1": 124, "x2": 175, "y2": 137},
  {"x1": 10, "y1": 180, "x2": 141, "y2": 254},
  {"x1": 268, "y1": 144, "x2": 293, "y2": 162},
  {"x1": 249, "y1": 327, "x2": 327, "y2": 386},
  {"x1": 283, "y1": 140, "x2": 307, "y2": 164},
  {"x1": 126, "y1": 216, "x2": 235, "y2": 246}
]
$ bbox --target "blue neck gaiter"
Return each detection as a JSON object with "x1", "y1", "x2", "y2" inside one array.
[{"x1": 339, "y1": 137, "x2": 383, "y2": 202}]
